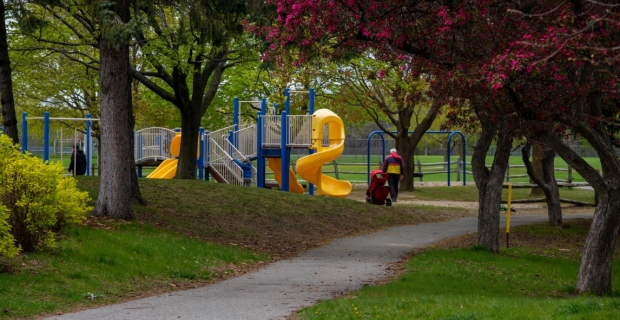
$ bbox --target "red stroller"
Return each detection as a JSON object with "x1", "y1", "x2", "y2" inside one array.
[{"x1": 366, "y1": 169, "x2": 392, "y2": 206}]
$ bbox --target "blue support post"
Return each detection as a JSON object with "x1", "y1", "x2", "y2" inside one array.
[
  {"x1": 280, "y1": 111, "x2": 289, "y2": 192},
  {"x1": 284, "y1": 88, "x2": 290, "y2": 114},
  {"x1": 257, "y1": 112, "x2": 264, "y2": 188},
  {"x1": 198, "y1": 127, "x2": 204, "y2": 180},
  {"x1": 86, "y1": 114, "x2": 91, "y2": 175},
  {"x1": 309, "y1": 88, "x2": 315, "y2": 114},
  {"x1": 43, "y1": 112, "x2": 50, "y2": 162},
  {"x1": 261, "y1": 98, "x2": 267, "y2": 114},
  {"x1": 233, "y1": 98, "x2": 239, "y2": 132},
  {"x1": 21, "y1": 112, "x2": 27, "y2": 153}
]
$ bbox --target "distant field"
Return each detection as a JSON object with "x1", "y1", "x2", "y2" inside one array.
[{"x1": 31, "y1": 152, "x2": 600, "y2": 185}]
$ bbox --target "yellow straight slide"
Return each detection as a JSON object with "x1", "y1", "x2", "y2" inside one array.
[
  {"x1": 296, "y1": 109, "x2": 352, "y2": 198},
  {"x1": 146, "y1": 158, "x2": 178, "y2": 179},
  {"x1": 267, "y1": 158, "x2": 304, "y2": 193}
]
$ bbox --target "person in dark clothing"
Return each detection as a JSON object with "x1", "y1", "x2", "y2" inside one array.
[
  {"x1": 68, "y1": 145, "x2": 87, "y2": 176},
  {"x1": 382, "y1": 148, "x2": 404, "y2": 202},
  {"x1": 233, "y1": 158, "x2": 253, "y2": 187}
]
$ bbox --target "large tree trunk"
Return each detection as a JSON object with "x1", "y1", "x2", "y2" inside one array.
[
  {"x1": 471, "y1": 122, "x2": 513, "y2": 253},
  {"x1": 539, "y1": 116, "x2": 620, "y2": 295},
  {"x1": 93, "y1": 0, "x2": 135, "y2": 220},
  {"x1": 0, "y1": 2, "x2": 18, "y2": 143},
  {"x1": 176, "y1": 108, "x2": 201, "y2": 179},
  {"x1": 522, "y1": 142, "x2": 562, "y2": 227},
  {"x1": 576, "y1": 192, "x2": 620, "y2": 295},
  {"x1": 398, "y1": 102, "x2": 439, "y2": 191}
]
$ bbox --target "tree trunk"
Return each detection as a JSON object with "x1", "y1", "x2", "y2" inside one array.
[
  {"x1": 399, "y1": 102, "x2": 439, "y2": 191},
  {"x1": 522, "y1": 142, "x2": 562, "y2": 227},
  {"x1": 93, "y1": 0, "x2": 134, "y2": 220},
  {"x1": 529, "y1": 143, "x2": 545, "y2": 197},
  {"x1": 0, "y1": 2, "x2": 18, "y2": 143},
  {"x1": 577, "y1": 192, "x2": 620, "y2": 295},
  {"x1": 539, "y1": 128, "x2": 620, "y2": 295},
  {"x1": 176, "y1": 109, "x2": 201, "y2": 179},
  {"x1": 471, "y1": 122, "x2": 513, "y2": 253}
]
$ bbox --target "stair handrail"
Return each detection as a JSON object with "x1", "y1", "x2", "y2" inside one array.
[
  {"x1": 208, "y1": 138, "x2": 244, "y2": 185},
  {"x1": 221, "y1": 138, "x2": 257, "y2": 183}
]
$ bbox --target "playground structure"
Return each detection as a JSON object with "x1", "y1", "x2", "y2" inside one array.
[
  {"x1": 20, "y1": 112, "x2": 99, "y2": 176},
  {"x1": 134, "y1": 88, "x2": 352, "y2": 198},
  {"x1": 366, "y1": 130, "x2": 467, "y2": 186}
]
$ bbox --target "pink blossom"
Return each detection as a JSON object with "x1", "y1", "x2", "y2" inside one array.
[{"x1": 378, "y1": 70, "x2": 386, "y2": 79}]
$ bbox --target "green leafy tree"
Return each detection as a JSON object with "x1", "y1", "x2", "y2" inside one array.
[{"x1": 323, "y1": 57, "x2": 440, "y2": 190}]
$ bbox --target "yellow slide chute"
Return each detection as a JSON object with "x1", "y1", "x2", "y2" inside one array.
[
  {"x1": 267, "y1": 158, "x2": 305, "y2": 194},
  {"x1": 147, "y1": 133, "x2": 201, "y2": 179},
  {"x1": 296, "y1": 109, "x2": 352, "y2": 198}
]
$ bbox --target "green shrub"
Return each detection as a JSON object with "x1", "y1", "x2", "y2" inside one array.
[
  {"x1": 0, "y1": 135, "x2": 92, "y2": 255},
  {"x1": 0, "y1": 203, "x2": 19, "y2": 257}
]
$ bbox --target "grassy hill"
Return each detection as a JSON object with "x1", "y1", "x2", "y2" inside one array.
[{"x1": 0, "y1": 177, "x2": 471, "y2": 319}]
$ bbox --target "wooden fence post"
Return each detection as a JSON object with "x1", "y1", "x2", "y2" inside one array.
[
  {"x1": 567, "y1": 165, "x2": 572, "y2": 184},
  {"x1": 506, "y1": 165, "x2": 510, "y2": 182},
  {"x1": 456, "y1": 158, "x2": 461, "y2": 182},
  {"x1": 417, "y1": 159, "x2": 423, "y2": 182},
  {"x1": 333, "y1": 160, "x2": 340, "y2": 180}
]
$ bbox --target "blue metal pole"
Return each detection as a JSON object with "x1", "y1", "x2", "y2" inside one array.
[
  {"x1": 86, "y1": 114, "x2": 92, "y2": 175},
  {"x1": 462, "y1": 135, "x2": 467, "y2": 185},
  {"x1": 257, "y1": 112, "x2": 264, "y2": 188},
  {"x1": 43, "y1": 112, "x2": 50, "y2": 162},
  {"x1": 21, "y1": 112, "x2": 27, "y2": 153},
  {"x1": 284, "y1": 88, "x2": 290, "y2": 114},
  {"x1": 233, "y1": 97, "x2": 239, "y2": 132},
  {"x1": 308, "y1": 88, "x2": 315, "y2": 195},
  {"x1": 447, "y1": 133, "x2": 453, "y2": 187},
  {"x1": 281, "y1": 111, "x2": 289, "y2": 192},
  {"x1": 198, "y1": 127, "x2": 204, "y2": 180},
  {"x1": 309, "y1": 88, "x2": 315, "y2": 114}
]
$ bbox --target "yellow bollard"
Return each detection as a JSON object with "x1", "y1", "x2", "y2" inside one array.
[{"x1": 506, "y1": 183, "x2": 512, "y2": 248}]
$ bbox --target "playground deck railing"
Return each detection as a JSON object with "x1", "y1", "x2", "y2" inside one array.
[
  {"x1": 134, "y1": 127, "x2": 176, "y2": 163},
  {"x1": 287, "y1": 115, "x2": 312, "y2": 147},
  {"x1": 261, "y1": 115, "x2": 282, "y2": 147},
  {"x1": 232, "y1": 125, "x2": 257, "y2": 159},
  {"x1": 206, "y1": 125, "x2": 236, "y2": 150}
]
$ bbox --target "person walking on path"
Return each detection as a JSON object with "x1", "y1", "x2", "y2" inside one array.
[
  {"x1": 382, "y1": 148, "x2": 404, "y2": 202},
  {"x1": 68, "y1": 145, "x2": 87, "y2": 176},
  {"x1": 233, "y1": 158, "x2": 253, "y2": 187}
]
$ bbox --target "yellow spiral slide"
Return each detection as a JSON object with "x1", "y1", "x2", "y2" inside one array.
[{"x1": 296, "y1": 109, "x2": 352, "y2": 198}]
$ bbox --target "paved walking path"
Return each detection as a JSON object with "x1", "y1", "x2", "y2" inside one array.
[{"x1": 48, "y1": 213, "x2": 593, "y2": 320}]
